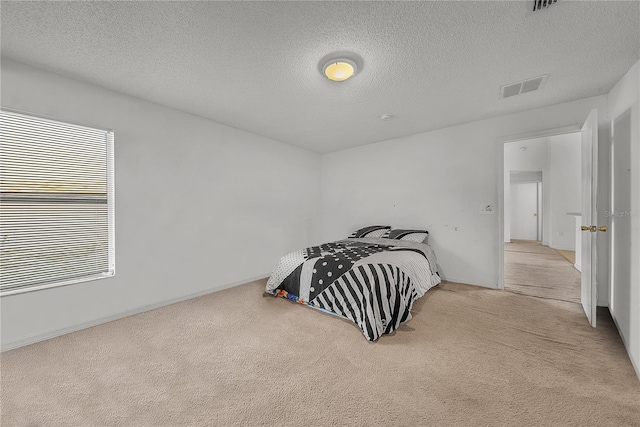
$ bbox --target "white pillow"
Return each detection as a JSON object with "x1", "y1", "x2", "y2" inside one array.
[
  {"x1": 387, "y1": 229, "x2": 429, "y2": 243},
  {"x1": 348, "y1": 225, "x2": 391, "y2": 238}
]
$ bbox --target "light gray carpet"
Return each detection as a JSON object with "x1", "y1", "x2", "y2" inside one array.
[
  {"x1": 2, "y1": 279, "x2": 639, "y2": 426},
  {"x1": 505, "y1": 240, "x2": 581, "y2": 303}
]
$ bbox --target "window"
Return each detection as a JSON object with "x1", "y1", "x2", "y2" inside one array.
[{"x1": 0, "y1": 109, "x2": 114, "y2": 295}]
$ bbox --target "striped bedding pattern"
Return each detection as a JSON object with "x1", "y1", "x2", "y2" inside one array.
[{"x1": 265, "y1": 238, "x2": 440, "y2": 341}]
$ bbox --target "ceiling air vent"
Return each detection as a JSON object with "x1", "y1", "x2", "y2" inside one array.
[
  {"x1": 500, "y1": 75, "x2": 548, "y2": 99},
  {"x1": 533, "y1": 0, "x2": 558, "y2": 12},
  {"x1": 521, "y1": 75, "x2": 546, "y2": 93},
  {"x1": 501, "y1": 82, "x2": 522, "y2": 99}
]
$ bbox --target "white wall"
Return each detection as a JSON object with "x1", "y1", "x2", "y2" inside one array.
[
  {"x1": 321, "y1": 95, "x2": 610, "y2": 288},
  {"x1": 607, "y1": 59, "x2": 640, "y2": 379},
  {"x1": 0, "y1": 58, "x2": 322, "y2": 349},
  {"x1": 548, "y1": 132, "x2": 582, "y2": 250}
]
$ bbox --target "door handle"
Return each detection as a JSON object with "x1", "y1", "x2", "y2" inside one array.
[
  {"x1": 581, "y1": 225, "x2": 607, "y2": 232},
  {"x1": 533, "y1": 212, "x2": 538, "y2": 216}
]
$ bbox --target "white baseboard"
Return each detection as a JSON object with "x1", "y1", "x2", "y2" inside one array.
[
  {"x1": 1, "y1": 274, "x2": 270, "y2": 352},
  {"x1": 441, "y1": 276, "x2": 498, "y2": 290},
  {"x1": 609, "y1": 308, "x2": 640, "y2": 382},
  {"x1": 550, "y1": 244, "x2": 575, "y2": 251}
]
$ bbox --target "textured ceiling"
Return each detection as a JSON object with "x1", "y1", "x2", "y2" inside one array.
[{"x1": 1, "y1": 1, "x2": 639, "y2": 153}]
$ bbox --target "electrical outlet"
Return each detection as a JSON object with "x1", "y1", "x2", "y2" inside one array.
[{"x1": 479, "y1": 205, "x2": 495, "y2": 215}]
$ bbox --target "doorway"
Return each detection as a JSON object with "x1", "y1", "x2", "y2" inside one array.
[
  {"x1": 502, "y1": 132, "x2": 582, "y2": 303},
  {"x1": 510, "y1": 179, "x2": 541, "y2": 241}
]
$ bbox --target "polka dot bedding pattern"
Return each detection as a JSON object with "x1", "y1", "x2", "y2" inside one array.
[
  {"x1": 387, "y1": 229, "x2": 429, "y2": 243},
  {"x1": 265, "y1": 249, "x2": 305, "y2": 292},
  {"x1": 265, "y1": 238, "x2": 441, "y2": 340},
  {"x1": 304, "y1": 241, "x2": 390, "y2": 301}
]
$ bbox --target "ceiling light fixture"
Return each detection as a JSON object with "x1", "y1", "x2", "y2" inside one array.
[{"x1": 323, "y1": 58, "x2": 357, "y2": 82}]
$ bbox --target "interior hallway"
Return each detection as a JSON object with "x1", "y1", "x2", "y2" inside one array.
[{"x1": 504, "y1": 240, "x2": 580, "y2": 303}]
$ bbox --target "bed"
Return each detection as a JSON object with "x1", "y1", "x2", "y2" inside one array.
[{"x1": 265, "y1": 227, "x2": 441, "y2": 341}]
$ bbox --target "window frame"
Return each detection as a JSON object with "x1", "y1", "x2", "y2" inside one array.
[{"x1": 0, "y1": 107, "x2": 115, "y2": 296}]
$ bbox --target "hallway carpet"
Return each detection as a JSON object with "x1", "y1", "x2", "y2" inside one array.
[
  {"x1": 2, "y1": 279, "x2": 639, "y2": 426},
  {"x1": 504, "y1": 239, "x2": 581, "y2": 303}
]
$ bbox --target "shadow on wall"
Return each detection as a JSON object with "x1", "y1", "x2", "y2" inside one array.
[
  {"x1": 611, "y1": 108, "x2": 632, "y2": 349},
  {"x1": 432, "y1": 243, "x2": 474, "y2": 285}
]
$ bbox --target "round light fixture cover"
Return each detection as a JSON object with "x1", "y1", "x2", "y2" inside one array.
[{"x1": 323, "y1": 58, "x2": 357, "y2": 82}]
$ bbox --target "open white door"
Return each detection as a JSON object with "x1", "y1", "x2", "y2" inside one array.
[{"x1": 580, "y1": 110, "x2": 599, "y2": 327}]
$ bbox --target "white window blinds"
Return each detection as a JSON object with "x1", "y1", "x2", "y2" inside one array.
[{"x1": 0, "y1": 109, "x2": 115, "y2": 295}]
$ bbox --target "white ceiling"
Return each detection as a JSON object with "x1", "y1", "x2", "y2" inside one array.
[{"x1": 1, "y1": 1, "x2": 638, "y2": 153}]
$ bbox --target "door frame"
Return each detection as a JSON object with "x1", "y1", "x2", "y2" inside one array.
[
  {"x1": 496, "y1": 124, "x2": 582, "y2": 290},
  {"x1": 537, "y1": 181, "x2": 543, "y2": 241}
]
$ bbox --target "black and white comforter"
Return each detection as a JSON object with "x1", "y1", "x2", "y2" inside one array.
[{"x1": 265, "y1": 238, "x2": 441, "y2": 341}]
